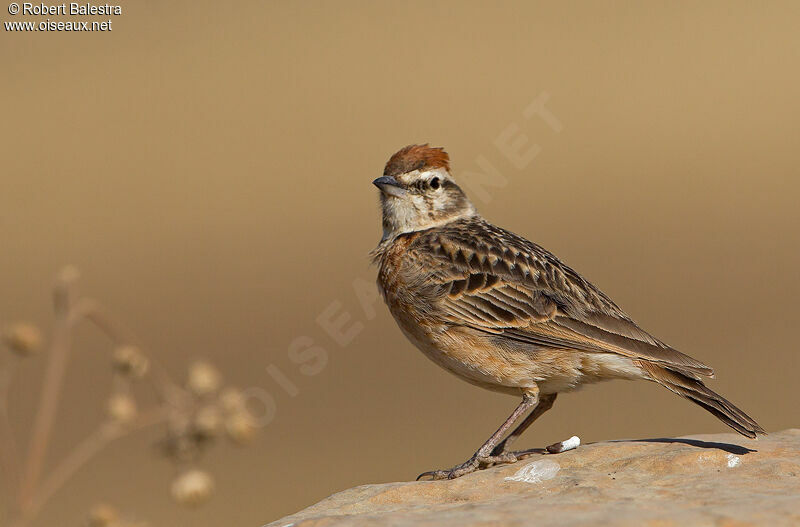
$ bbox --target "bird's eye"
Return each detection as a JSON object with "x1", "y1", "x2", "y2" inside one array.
[{"x1": 429, "y1": 177, "x2": 440, "y2": 190}]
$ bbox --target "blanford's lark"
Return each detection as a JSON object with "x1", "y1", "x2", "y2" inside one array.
[{"x1": 371, "y1": 144, "x2": 764, "y2": 480}]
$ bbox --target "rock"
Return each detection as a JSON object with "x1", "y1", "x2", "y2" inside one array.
[{"x1": 266, "y1": 429, "x2": 800, "y2": 527}]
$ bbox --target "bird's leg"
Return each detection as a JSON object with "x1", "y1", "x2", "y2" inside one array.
[
  {"x1": 417, "y1": 391, "x2": 539, "y2": 481},
  {"x1": 490, "y1": 393, "x2": 557, "y2": 457}
]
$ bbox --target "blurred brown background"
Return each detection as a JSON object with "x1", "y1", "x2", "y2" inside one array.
[{"x1": 2, "y1": 1, "x2": 799, "y2": 525}]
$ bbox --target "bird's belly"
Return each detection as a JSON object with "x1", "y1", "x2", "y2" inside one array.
[
  {"x1": 392, "y1": 314, "x2": 643, "y2": 395},
  {"x1": 396, "y1": 322, "x2": 528, "y2": 395},
  {"x1": 390, "y1": 313, "x2": 545, "y2": 394}
]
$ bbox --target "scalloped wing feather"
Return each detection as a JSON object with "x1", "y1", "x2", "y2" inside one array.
[{"x1": 407, "y1": 217, "x2": 714, "y2": 379}]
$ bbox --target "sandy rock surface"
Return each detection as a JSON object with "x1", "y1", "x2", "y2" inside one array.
[{"x1": 266, "y1": 429, "x2": 800, "y2": 527}]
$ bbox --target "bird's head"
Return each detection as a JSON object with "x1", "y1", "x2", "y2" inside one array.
[{"x1": 373, "y1": 144, "x2": 477, "y2": 241}]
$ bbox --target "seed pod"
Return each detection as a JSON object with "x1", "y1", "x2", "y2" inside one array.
[
  {"x1": 2, "y1": 323, "x2": 43, "y2": 356},
  {"x1": 170, "y1": 469, "x2": 214, "y2": 506},
  {"x1": 187, "y1": 361, "x2": 221, "y2": 397},
  {"x1": 112, "y1": 345, "x2": 149, "y2": 379},
  {"x1": 192, "y1": 406, "x2": 222, "y2": 440},
  {"x1": 225, "y1": 410, "x2": 257, "y2": 445}
]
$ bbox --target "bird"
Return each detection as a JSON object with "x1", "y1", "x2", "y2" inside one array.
[{"x1": 370, "y1": 144, "x2": 764, "y2": 480}]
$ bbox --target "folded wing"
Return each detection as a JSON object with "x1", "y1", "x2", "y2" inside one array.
[{"x1": 411, "y1": 218, "x2": 714, "y2": 379}]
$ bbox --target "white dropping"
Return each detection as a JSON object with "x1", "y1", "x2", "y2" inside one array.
[
  {"x1": 559, "y1": 435, "x2": 581, "y2": 452},
  {"x1": 547, "y1": 435, "x2": 581, "y2": 453},
  {"x1": 727, "y1": 454, "x2": 741, "y2": 468},
  {"x1": 505, "y1": 459, "x2": 560, "y2": 483}
]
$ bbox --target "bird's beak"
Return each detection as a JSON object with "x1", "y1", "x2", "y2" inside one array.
[{"x1": 372, "y1": 175, "x2": 407, "y2": 198}]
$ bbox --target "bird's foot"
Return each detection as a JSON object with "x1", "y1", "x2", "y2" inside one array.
[
  {"x1": 416, "y1": 452, "x2": 520, "y2": 481},
  {"x1": 417, "y1": 436, "x2": 581, "y2": 480}
]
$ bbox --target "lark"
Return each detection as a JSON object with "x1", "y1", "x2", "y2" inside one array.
[{"x1": 371, "y1": 144, "x2": 764, "y2": 480}]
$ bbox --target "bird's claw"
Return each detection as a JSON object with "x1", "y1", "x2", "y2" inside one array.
[
  {"x1": 416, "y1": 452, "x2": 520, "y2": 481},
  {"x1": 416, "y1": 469, "x2": 450, "y2": 481}
]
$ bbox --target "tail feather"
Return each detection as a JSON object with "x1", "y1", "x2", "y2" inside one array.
[{"x1": 638, "y1": 361, "x2": 765, "y2": 439}]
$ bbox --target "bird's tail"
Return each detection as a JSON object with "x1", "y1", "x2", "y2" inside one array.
[{"x1": 637, "y1": 361, "x2": 765, "y2": 439}]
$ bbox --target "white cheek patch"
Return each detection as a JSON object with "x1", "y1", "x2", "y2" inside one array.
[
  {"x1": 408, "y1": 194, "x2": 426, "y2": 209},
  {"x1": 384, "y1": 196, "x2": 413, "y2": 222}
]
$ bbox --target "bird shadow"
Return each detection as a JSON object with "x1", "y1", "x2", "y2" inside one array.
[{"x1": 612, "y1": 437, "x2": 756, "y2": 455}]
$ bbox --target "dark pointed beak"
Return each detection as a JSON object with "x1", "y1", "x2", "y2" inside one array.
[{"x1": 372, "y1": 175, "x2": 407, "y2": 197}]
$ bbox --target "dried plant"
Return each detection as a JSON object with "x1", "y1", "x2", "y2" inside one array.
[{"x1": 0, "y1": 268, "x2": 260, "y2": 527}]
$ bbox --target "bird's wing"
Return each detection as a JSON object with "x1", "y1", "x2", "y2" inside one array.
[{"x1": 409, "y1": 218, "x2": 714, "y2": 378}]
